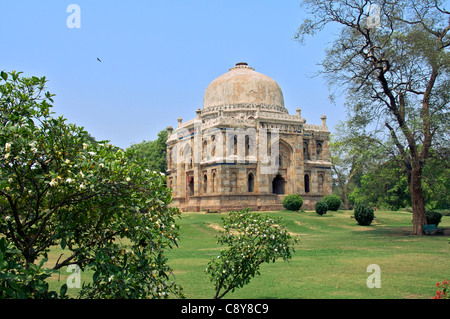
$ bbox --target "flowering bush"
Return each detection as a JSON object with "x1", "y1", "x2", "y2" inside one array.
[
  {"x1": 433, "y1": 280, "x2": 449, "y2": 299},
  {"x1": 206, "y1": 209, "x2": 298, "y2": 299},
  {"x1": 0, "y1": 71, "x2": 182, "y2": 299}
]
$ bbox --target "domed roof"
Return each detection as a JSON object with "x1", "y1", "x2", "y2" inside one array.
[{"x1": 203, "y1": 63, "x2": 287, "y2": 113}]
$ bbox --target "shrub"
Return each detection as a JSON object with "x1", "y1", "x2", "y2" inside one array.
[
  {"x1": 282, "y1": 194, "x2": 303, "y2": 211},
  {"x1": 354, "y1": 201, "x2": 375, "y2": 226},
  {"x1": 315, "y1": 201, "x2": 328, "y2": 215},
  {"x1": 426, "y1": 210, "x2": 442, "y2": 226},
  {"x1": 323, "y1": 195, "x2": 341, "y2": 211}
]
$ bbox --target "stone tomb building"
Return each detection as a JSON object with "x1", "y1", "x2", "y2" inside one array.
[{"x1": 166, "y1": 63, "x2": 332, "y2": 211}]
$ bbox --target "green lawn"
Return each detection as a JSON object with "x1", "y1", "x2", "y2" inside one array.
[
  {"x1": 49, "y1": 209, "x2": 450, "y2": 299},
  {"x1": 164, "y1": 210, "x2": 450, "y2": 299}
]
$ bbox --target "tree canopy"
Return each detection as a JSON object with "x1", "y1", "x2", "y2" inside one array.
[{"x1": 127, "y1": 129, "x2": 168, "y2": 175}]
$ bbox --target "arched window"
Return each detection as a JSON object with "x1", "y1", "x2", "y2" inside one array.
[
  {"x1": 248, "y1": 173, "x2": 254, "y2": 192},
  {"x1": 188, "y1": 176, "x2": 194, "y2": 196},
  {"x1": 212, "y1": 172, "x2": 216, "y2": 193},
  {"x1": 211, "y1": 135, "x2": 216, "y2": 157},
  {"x1": 318, "y1": 174, "x2": 324, "y2": 193},
  {"x1": 304, "y1": 174, "x2": 310, "y2": 193},
  {"x1": 202, "y1": 140, "x2": 208, "y2": 161},
  {"x1": 303, "y1": 141, "x2": 310, "y2": 160},
  {"x1": 203, "y1": 174, "x2": 208, "y2": 194},
  {"x1": 316, "y1": 141, "x2": 323, "y2": 160}
]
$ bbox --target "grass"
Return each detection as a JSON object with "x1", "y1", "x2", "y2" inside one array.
[{"x1": 47, "y1": 209, "x2": 450, "y2": 299}]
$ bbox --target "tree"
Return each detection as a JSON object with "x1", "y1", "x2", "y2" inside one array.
[
  {"x1": 0, "y1": 71, "x2": 183, "y2": 298},
  {"x1": 296, "y1": 0, "x2": 450, "y2": 235},
  {"x1": 127, "y1": 129, "x2": 168, "y2": 174},
  {"x1": 330, "y1": 121, "x2": 386, "y2": 209},
  {"x1": 205, "y1": 209, "x2": 297, "y2": 299}
]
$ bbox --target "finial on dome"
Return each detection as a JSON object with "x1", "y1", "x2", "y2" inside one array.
[{"x1": 229, "y1": 62, "x2": 255, "y2": 71}]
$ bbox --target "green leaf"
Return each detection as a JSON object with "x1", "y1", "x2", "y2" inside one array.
[
  {"x1": 60, "y1": 283, "x2": 68, "y2": 297},
  {"x1": 60, "y1": 238, "x2": 67, "y2": 250},
  {"x1": 1, "y1": 71, "x2": 7, "y2": 81}
]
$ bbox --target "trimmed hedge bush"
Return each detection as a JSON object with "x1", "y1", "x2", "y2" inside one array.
[
  {"x1": 323, "y1": 195, "x2": 341, "y2": 211},
  {"x1": 282, "y1": 194, "x2": 303, "y2": 211},
  {"x1": 354, "y1": 201, "x2": 375, "y2": 226},
  {"x1": 426, "y1": 210, "x2": 442, "y2": 226},
  {"x1": 315, "y1": 201, "x2": 328, "y2": 215}
]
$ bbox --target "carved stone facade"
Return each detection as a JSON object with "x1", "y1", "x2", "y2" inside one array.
[{"x1": 166, "y1": 63, "x2": 332, "y2": 211}]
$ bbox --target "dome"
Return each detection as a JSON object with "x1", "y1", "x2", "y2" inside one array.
[{"x1": 203, "y1": 63, "x2": 287, "y2": 114}]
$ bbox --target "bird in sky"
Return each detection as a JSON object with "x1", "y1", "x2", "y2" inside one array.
[{"x1": 97, "y1": 57, "x2": 102, "y2": 62}]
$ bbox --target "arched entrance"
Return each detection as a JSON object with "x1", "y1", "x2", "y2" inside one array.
[{"x1": 272, "y1": 174, "x2": 285, "y2": 195}]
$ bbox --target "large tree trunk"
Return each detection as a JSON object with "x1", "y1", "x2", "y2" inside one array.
[{"x1": 409, "y1": 165, "x2": 427, "y2": 235}]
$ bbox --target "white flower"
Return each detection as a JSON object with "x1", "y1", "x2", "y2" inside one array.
[
  {"x1": 88, "y1": 151, "x2": 96, "y2": 156},
  {"x1": 99, "y1": 163, "x2": 104, "y2": 168},
  {"x1": 108, "y1": 275, "x2": 114, "y2": 282},
  {"x1": 5, "y1": 143, "x2": 11, "y2": 152},
  {"x1": 4, "y1": 153, "x2": 10, "y2": 159},
  {"x1": 126, "y1": 177, "x2": 131, "y2": 182},
  {"x1": 5, "y1": 216, "x2": 11, "y2": 222},
  {"x1": 65, "y1": 178, "x2": 73, "y2": 183},
  {"x1": 82, "y1": 143, "x2": 87, "y2": 150},
  {"x1": 65, "y1": 159, "x2": 70, "y2": 164},
  {"x1": 159, "y1": 172, "x2": 165, "y2": 176},
  {"x1": 8, "y1": 178, "x2": 13, "y2": 183},
  {"x1": 79, "y1": 183, "x2": 85, "y2": 189},
  {"x1": 49, "y1": 179, "x2": 57, "y2": 187}
]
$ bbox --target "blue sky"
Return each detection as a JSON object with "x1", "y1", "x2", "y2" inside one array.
[{"x1": 1, "y1": 1, "x2": 345, "y2": 149}]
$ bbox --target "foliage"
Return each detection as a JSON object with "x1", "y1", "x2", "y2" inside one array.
[
  {"x1": 282, "y1": 194, "x2": 303, "y2": 211},
  {"x1": 349, "y1": 159, "x2": 411, "y2": 210},
  {"x1": 426, "y1": 211, "x2": 443, "y2": 227},
  {"x1": 434, "y1": 280, "x2": 449, "y2": 299},
  {"x1": 0, "y1": 238, "x2": 67, "y2": 299},
  {"x1": 349, "y1": 152, "x2": 449, "y2": 211},
  {"x1": 354, "y1": 201, "x2": 375, "y2": 226},
  {"x1": 329, "y1": 123, "x2": 387, "y2": 209},
  {"x1": 127, "y1": 129, "x2": 168, "y2": 174},
  {"x1": 315, "y1": 201, "x2": 328, "y2": 215},
  {"x1": 205, "y1": 209, "x2": 297, "y2": 299},
  {"x1": 322, "y1": 195, "x2": 341, "y2": 211},
  {"x1": 0, "y1": 71, "x2": 183, "y2": 299},
  {"x1": 422, "y1": 149, "x2": 450, "y2": 210},
  {"x1": 296, "y1": 0, "x2": 450, "y2": 235}
]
